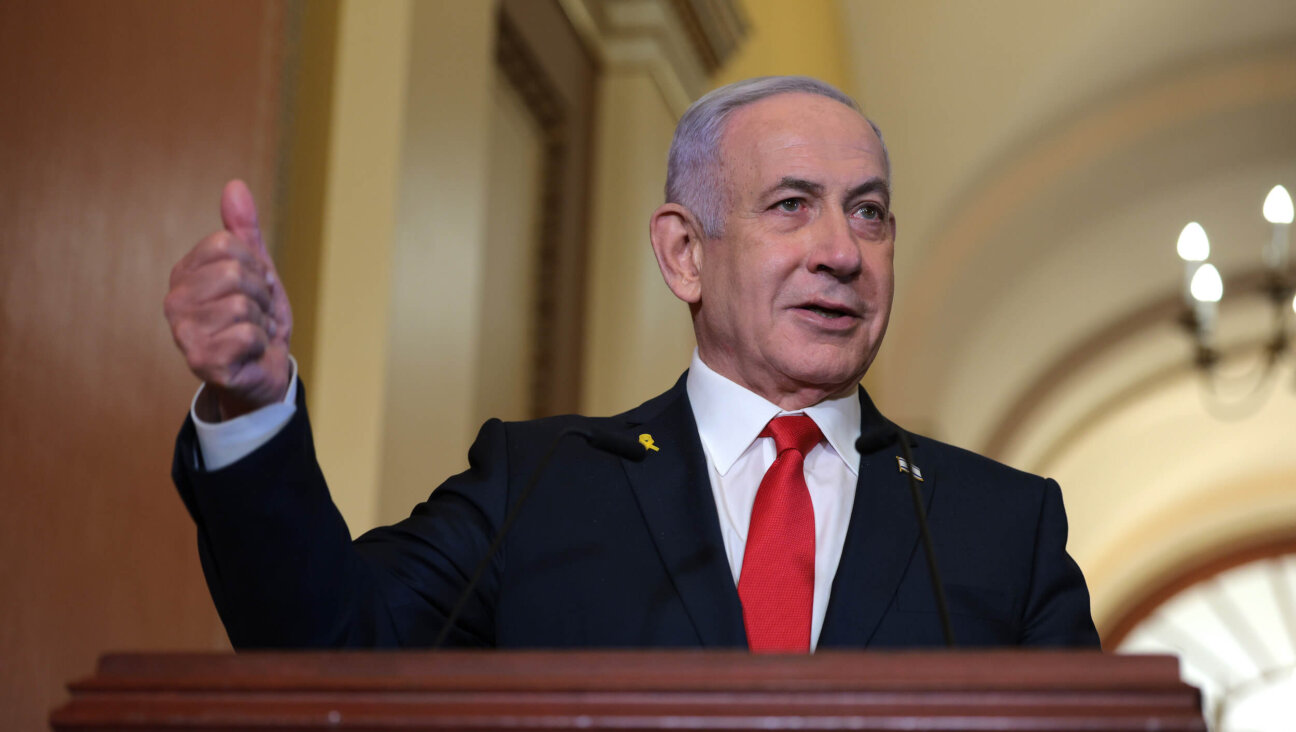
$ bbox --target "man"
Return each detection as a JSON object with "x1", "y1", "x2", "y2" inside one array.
[{"x1": 165, "y1": 76, "x2": 1100, "y2": 650}]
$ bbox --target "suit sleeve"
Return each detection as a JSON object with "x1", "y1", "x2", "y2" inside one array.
[
  {"x1": 1019, "y1": 478, "x2": 1101, "y2": 647},
  {"x1": 171, "y1": 390, "x2": 510, "y2": 648}
]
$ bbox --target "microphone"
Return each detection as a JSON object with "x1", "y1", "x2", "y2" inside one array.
[
  {"x1": 856, "y1": 424, "x2": 956, "y2": 647},
  {"x1": 433, "y1": 425, "x2": 647, "y2": 647},
  {"x1": 577, "y1": 427, "x2": 648, "y2": 462},
  {"x1": 855, "y1": 420, "x2": 900, "y2": 455}
]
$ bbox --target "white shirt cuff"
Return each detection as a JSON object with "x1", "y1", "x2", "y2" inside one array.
[{"x1": 191, "y1": 356, "x2": 299, "y2": 471}]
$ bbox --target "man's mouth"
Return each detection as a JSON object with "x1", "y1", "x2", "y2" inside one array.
[
  {"x1": 797, "y1": 301, "x2": 860, "y2": 320},
  {"x1": 803, "y1": 305, "x2": 849, "y2": 319}
]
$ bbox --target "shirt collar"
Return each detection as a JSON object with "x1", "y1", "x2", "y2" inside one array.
[{"x1": 686, "y1": 350, "x2": 861, "y2": 476}]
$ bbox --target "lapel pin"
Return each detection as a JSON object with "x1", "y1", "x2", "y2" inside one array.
[
  {"x1": 638, "y1": 434, "x2": 660, "y2": 452},
  {"x1": 896, "y1": 456, "x2": 924, "y2": 481}
]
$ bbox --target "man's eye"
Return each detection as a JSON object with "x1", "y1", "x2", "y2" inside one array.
[
  {"x1": 855, "y1": 203, "x2": 884, "y2": 220},
  {"x1": 775, "y1": 199, "x2": 803, "y2": 212}
]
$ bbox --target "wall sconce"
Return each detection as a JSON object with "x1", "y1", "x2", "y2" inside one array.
[{"x1": 1177, "y1": 185, "x2": 1294, "y2": 416}]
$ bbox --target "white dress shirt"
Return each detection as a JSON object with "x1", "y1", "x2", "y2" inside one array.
[
  {"x1": 685, "y1": 351, "x2": 859, "y2": 650},
  {"x1": 192, "y1": 352, "x2": 862, "y2": 649},
  {"x1": 190, "y1": 357, "x2": 298, "y2": 470}
]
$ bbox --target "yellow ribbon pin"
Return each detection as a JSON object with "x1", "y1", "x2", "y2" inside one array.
[{"x1": 639, "y1": 434, "x2": 660, "y2": 452}]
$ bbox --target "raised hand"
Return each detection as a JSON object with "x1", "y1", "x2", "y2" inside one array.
[{"x1": 164, "y1": 180, "x2": 294, "y2": 420}]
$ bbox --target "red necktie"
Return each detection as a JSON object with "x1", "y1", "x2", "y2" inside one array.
[{"x1": 738, "y1": 414, "x2": 822, "y2": 652}]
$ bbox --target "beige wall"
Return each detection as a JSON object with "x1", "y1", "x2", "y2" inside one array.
[
  {"x1": 377, "y1": 1, "x2": 496, "y2": 526},
  {"x1": 475, "y1": 73, "x2": 547, "y2": 424},
  {"x1": 296, "y1": 0, "x2": 497, "y2": 531},
  {"x1": 715, "y1": 0, "x2": 852, "y2": 90},
  {"x1": 582, "y1": 70, "x2": 697, "y2": 415},
  {"x1": 307, "y1": 0, "x2": 412, "y2": 532}
]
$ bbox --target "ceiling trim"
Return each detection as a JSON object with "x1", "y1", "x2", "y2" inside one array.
[{"x1": 558, "y1": 0, "x2": 747, "y2": 115}]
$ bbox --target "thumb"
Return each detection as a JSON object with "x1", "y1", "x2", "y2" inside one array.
[{"x1": 220, "y1": 179, "x2": 267, "y2": 255}]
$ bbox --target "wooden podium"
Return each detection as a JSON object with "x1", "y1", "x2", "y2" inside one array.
[{"x1": 51, "y1": 651, "x2": 1204, "y2": 731}]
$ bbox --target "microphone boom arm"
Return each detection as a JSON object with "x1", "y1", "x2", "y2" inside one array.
[{"x1": 894, "y1": 425, "x2": 956, "y2": 647}]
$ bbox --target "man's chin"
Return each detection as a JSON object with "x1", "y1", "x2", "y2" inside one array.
[
  {"x1": 776, "y1": 360, "x2": 871, "y2": 403},
  {"x1": 787, "y1": 344, "x2": 871, "y2": 377}
]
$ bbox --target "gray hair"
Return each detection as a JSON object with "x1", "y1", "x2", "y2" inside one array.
[{"x1": 665, "y1": 75, "x2": 890, "y2": 238}]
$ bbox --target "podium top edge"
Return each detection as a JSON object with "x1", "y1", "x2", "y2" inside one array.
[{"x1": 74, "y1": 650, "x2": 1184, "y2": 693}]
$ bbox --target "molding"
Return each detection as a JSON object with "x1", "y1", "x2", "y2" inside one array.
[
  {"x1": 558, "y1": 0, "x2": 746, "y2": 115},
  {"x1": 495, "y1": 13, "x2": 571, "y2": 418},
  {"x1": 669, "y1": 0, "x2": 746, "y2": 73},
  {"x1": 1102, "y1": 530, "x2": 1296, "y2": 648}
]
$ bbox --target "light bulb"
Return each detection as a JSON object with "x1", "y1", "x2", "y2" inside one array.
[
  {"x1": 1176, "y1": 222, "x2": 1210, "y2": 262},
  {"x1": 1190, "y1": 263, "x2": 1223, "y2": 303},
  {"x1": 1291, "y1": 292, "x2": 1296, "y2": 315},
  {"x1": 1263, "y1": 185, "x2": 1294, "y2": 224}
]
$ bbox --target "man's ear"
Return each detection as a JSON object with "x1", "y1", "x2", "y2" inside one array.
[{"x1": 649, "y1": 203, "x2": 704, "y2": 304}]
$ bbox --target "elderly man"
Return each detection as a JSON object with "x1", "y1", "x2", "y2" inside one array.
[{"x1": 165, "y1": 76, "x2": 1100, "y2": 651}]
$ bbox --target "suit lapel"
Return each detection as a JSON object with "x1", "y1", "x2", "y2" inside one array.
[
  {"x1": 819, "y1": 389, "x2": 935, "y2": 647},
  {"x1": 618, "y1": 375, "x2": 747, "y2": 648}
]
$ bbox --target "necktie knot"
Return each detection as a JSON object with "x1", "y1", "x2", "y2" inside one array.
[{"x1": 760, "y1": 414, "x2": 823, "y2": 457}]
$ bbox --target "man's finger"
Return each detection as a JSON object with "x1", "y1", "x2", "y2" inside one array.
[
  {"x1": 173, "y1": 230, "x2": 266, "y2": 285},
  {"x1": 194, "y1": 293, "x2": 270, "y2": 336},
  {"x1": 201, "y1": 323, "x2": 270, "y2": 381},
  {"x1": 182, "y1": 258, "x2": 275, "y2": 315},
  {"x1": 220, "y1": 179, "x2": 267, "y2": 255}
]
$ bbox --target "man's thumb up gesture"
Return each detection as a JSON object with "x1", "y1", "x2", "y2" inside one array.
[{"x1": 165, "y1": 180, "x2": 294, "y2": 420}]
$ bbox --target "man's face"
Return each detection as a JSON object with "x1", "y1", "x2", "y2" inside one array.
[{"x1": 693, "y1": 92, "x2": 895, "y2": 408}]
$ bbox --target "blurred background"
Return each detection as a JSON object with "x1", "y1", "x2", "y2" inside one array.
[{"x1": 3, "y1": 0, "x2": 1295, "y2": 728}]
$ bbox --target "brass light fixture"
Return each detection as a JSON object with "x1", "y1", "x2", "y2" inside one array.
[{"x1": 1177, "y1": 185, "x2": 1294, "y2": 417}]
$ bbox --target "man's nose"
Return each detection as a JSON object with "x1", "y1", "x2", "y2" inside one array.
[{"x1": 809, "y1": 212, "x2": 863, "y2": 280}]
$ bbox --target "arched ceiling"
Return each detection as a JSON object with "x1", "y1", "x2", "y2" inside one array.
[
  {"x1": 839, "y1": 0, "x2": 1296, "y2": 438},
  {"x1": 837, "y1": 0, "x2": 1296, "y2": 629},
  {"x1": 842, "y1": 0, "x2": 1296, "y2": 264},
  {"x1": 927, "y1": 85, "x2": 1296, "y2": 451}
]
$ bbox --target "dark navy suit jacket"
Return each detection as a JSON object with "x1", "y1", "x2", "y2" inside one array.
[{"x1": 172, "y1": 374, "x2": 1100, "y2": 649}]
